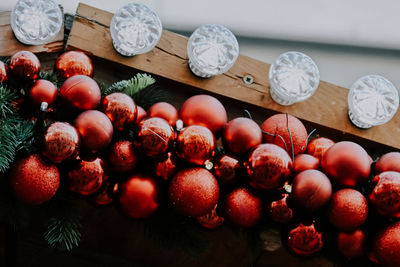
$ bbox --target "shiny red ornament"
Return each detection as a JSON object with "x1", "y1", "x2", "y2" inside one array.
[
  {"x1": 108, "y1": 140, "x2": 137, "y2": 173},
  {"x1": 9, "y1": 51, "x2": 40, "y2": 80},
  {"x1": 375, "y1": 152, "x2": 400, "y2": 174},
  {"x1": 287, "y1": 222, "x2": 323, "y2": 256},
  {"x1": 321, "y1": 141, "x2": 371, "y2": 187},
  {"x1": 153, "y1": 152, "x2": 177, "y2": 180},
  {"x1": 371, "y1": 221, "x2": 400, "y2": 267},
  {"x1": 225, "y1": 187, "x2": 262, "y2": 227},
  {"x1": 176, "y1": 125, "x2": 215, "y2": 165},
  {"x1": 369, "y1": 171, "x2": 400, "y2": 218},
  {"x1": 74, "y1": 110, "x2": 113, "y2": 153},
  {"x1": 169, "y1": 168, "x2": 219, "y2": 217},
  {"x1": 293, "y1": 154, "x2": 319, "y2": 174},
  {"x1": 10, "y1": 154, "x2": 59, "y2": 205},
  {"x1": 0, "y1": 61, "x2": 8, "y2": 83},
  {"x1": 214, "y1": 155, "x2": 240, "y2": 185},
  {"x1": 268, "y1": 194, "x2": 294, "y2": 223},
  {"x1": 223, "y1": 117, "x2": 262, "y2": 154},
  {"x1": 246, "y1": 144, "x2": 293, "y2": 190},
  {"x1": 60, "y1": 75, "x2": 101, "y2": 111},
  {"x1": 337, "y1": 229, "x2": 366, "y2": 258},
  {"x1": 102, "y1": 92, "x2": 137, "y2": 131},
  {"x1": 148, "y1": 102, "x2": 178, "y2": 126},
  {"x1": 328, "y1": 189, "x2": 368, "y2": 231},
  {"x1": 54, "y1": 51, "x2": 93, "y2": 79},
  {"x1": 179, "y1": 94, "x2": 227, "y2": 135},
  {"x1": 91, "y1": 182, "x2": 114, "y2": 205},
  {"x1": 29, "y1": 79, "x2": 58, "y2": 106},
  {"x1": 306, "y1": 137, "x2": 335, "y2": 162},
  {"x1": 196, "y1": 204, "x2": 225, "y2": 229},
  {"x1": 136, "y1": 105, "x2": 147, "y2": 124}
]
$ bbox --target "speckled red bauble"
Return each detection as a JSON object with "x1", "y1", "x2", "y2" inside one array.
[
  {"x1": 369, "y1": 171, "x2": 400, "y2": 218},
  {"x1": 29, "y1": 79, "x2": 58, "y2": 106},
  {"x1": 54, "y1": 51, "x2": 93, "y2": 79},
  {"x1": 169, "y1": 168, "x2": 219, "y2": 217},
  {"x1": 102, "y1": 93, "x2": 137, "y2": 131},
  {"x1": 268, "y1": 194, "x2": 293, "y2": 223},
  {"x1": 9, "y1": 51, "x2": 40, "y2": 80},
  {"x1": 148, "y1": 102, "x2": 178, "y2": 126},
  {"x1": 287, "y1": 222, "x2": 323, "y2": 256},
  {"x1": 153, "y1": 152, "x2": 177, "y2": 181},
  {"x1": 135, "y1": 105, "x2": 147, "y2": 124},
  {"x1": 293, "y1": 154, "x2": 319, "y2": 174},
  {"x1": 306, "y1": 137, "x2": 334, "y2": 162},
  {"x1": 10, "y1": 154, "x2": 59, "y2": 205},
  {"x1": 223, "y1": 117, "x2": 262, "y2": 154},
  {"x1": 108, "y1": 141, "x2": 137, "y2": 173},
  {"x1": 196, "y1": 204, "x2": 224, "y2": 229},
  {"x1": 375, "y1": 152, "x2": 400, "y2": 174},
  {"x1": 214, "y1": 155, "x2": 240, "y2": 185},
  {"x1": 371, "y1": 221, "x2": 400, "y2": 267},
  {"x1": 0, "y1": 61, "x2": 8, "y2": 83},
  {"x1": 337, "y1": 229, "x2": 366, "y2": 258}
]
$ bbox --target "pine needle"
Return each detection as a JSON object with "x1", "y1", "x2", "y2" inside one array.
[
  {"x1": 103, "y1": 73, "x2": 156, "y2": 97},
  {"x1": 44, "y1": 217, "x2": 82, "y2": 251}
]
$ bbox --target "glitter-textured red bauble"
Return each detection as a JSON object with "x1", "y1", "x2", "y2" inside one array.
[
  {"x1": 196, "y1": 204, "x2": 224, "y2": 229},
  {"x1": 371, "y1": 221, "x2": 400, "y2": 267},
  {"x1": 328, "y1": 189, "x2": 368, "y2": 231},
  {"x1": 246, "y1": 144, "x2": 293, "y2": 190},
  {"x1": 287, "y1": 222, "x2": 323, "y2": 256},
  {"x1": 136, "y1": 117, "x2": 175, "y2": 157},
  {"x1": 306, "y1": 137, "x2": 335, "y2": 162},
  {"x1": 54, "y1": 51, "x2": 93, "y2": 79},
  {"x1": 176, "y1": 125, "x2": 215, "y2": 165},
  {"x1": 74, "y1": 110, "x2": 113, "y2": 153},
  {"x1": 148, "y1": 102, "x2": 178, "y2": 126},
  {"x1": 225, "y1": 187, "x2": 262, "y2": 227},
  {"x1": 261, "y1": 113, "x2": 308, "y2": 156},
  {"x1": 108, "y1": 140, "x2": 137, "y2": 173},
  {"x1": 91, "y1": 182, "x2": 114, "y2": 205},
  {"x1": 153, "y1": 152, "x2": 177, "y2": 180},
  {"x1": 321, "y1": 141, "x2": 371, "y2": 187},
  {"x1": 214, "y1": 155, "x2": 240, "y2": 185},
  {"x1": 223, "y1": 117, "x2": 262, "y2": 154},
  {"x1": 9, "y1": 51, "x2": 40, "y2": 80},
  {"x1": 169, "y1": 168, "x2": 219, "y2": 217},
  {"x1": 102, "y1": 93, "x2": 137, "y2": 131},
  {"x1": 0, "y1": 61, "x2": 8, "y2": 83},
  {"x1": 29, "y1": 79, "x2": 58, "y2": 106},
  {"x1": 292, "y1": 169, "x2": 332, "y2": 211},
  {"x1": 268, "y1": 194, "x2": 293, "y2": 223},
  {"x1": 42, "y1": 122, "x2": 80, "y2": 163},
  {"x1": 136, "y1": 105, "x2": 147, "y2": 124},
  {"x1": 293, "y1": 154, "x2": 319, "y2": 174},
  {"x1": 179, "y1": 94, "x2": 227, "y2": 135},
  {"x1": 10, "y1": 154, "x2": 59, "y2": 205},
  {"x1": 375, "y1": 152, "x2": 400, "y2": 174},
  {"x1": 369, "y1": 171, "x2": 400, "y2": 218},
  {"x1": 337, "y1": 229, "x2": 366, "y2": 258},
  {"x1": 60, "y1": 75, "x2": 101, "y2": 111}
]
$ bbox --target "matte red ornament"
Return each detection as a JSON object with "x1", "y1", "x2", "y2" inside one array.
[
  {"x1": 148, "y1": 102, "x2": 178, "y2": 126},
  {"x1": 369, "y1": 171, "x2": 400, "y2": 218},
  {"x1": 102, "y1": 92, "x2": 137, "y2": 131},
  {"x1": 307, "y1": 137, "x2": 335, "y2": 162},
  {"x1": 10, "y1": 154, "x2": 59, "y2": 205},
  {"x1": 0, "y1": 61, "x2": 8, "y2": 83},
  {"x1": 153, "y1": 152, "x2": 177, "y2": 180},
  {"x1": 91, "y1": 182, "x2": 114, "y2": 205},
  {"x1": 223, "y1": 117, "x2": 262, "y2": 154},
  {"x1": 287, "y1": 222, "x2": 323, "y2": 256},
  {"x1": 371, "y1": 221, "x2": 400, "y2": 267},
  {"x1": 293, "y1": 154, "x2": 319, "y2": 174},
  {"x1": 108, "y1": 140, "x2": 137, "y2": 173},
  {"x1": 268, "y1": 194, "x2": 294, "y2": 223},
  {"x1": 196, "y1": 204, "x2": 224, "y2": 229},
  {"x1": 9, "y1": 51, "x2": 40, "y2": 80},
  {"x1": 29, "y1": 79, "x2": 58, "y2": 106},
  {"x1": 246, "y1": 144, "x2": 293, "y2": 190},
  {"x1": 337, "y1": 229, "x2": 366, "y2": 258},
  {"x1": 375, "y1": 152, "x2": 400, "y2": 174},
  {"x1": 214, "y1": 155, "x2": 240, "y2": 185},
  {"x1": 169, "y1": 168, "x2": 219, "y2": 217},
  {"x1": 321, "y1": 141, "x2": 371, "y2": 187},
  {"x1": 54, "y1": 51, "x2": 93, "y2": 79},
  {"x1": 135, "y1": 105, "x2": 147, "y2": 124}
]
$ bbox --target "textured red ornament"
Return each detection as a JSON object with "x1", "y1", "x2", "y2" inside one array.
[
  {"x1": 246, "y1": 144, "x2": 293, "y2": 190},
  {"x1": 169, "y1": 168, "x2": 219, "y2": 217},
  {"x1": 74, "y1": 110, "x2": 113, "y2": 153},
  {"x1": 118, "y1": 174, "x2": 159, "y2": 218},
  {"x1": 54, "y1": 51, "x2": 93, "y2": 79},
  {"x1": 225, "y1": 187, "x2": 262, "y2": 227},
  {"x1": 153, "y1": 152, "x2": 177, "y2": 180},
  {"x1": 179, "y1": 94, "x2": 227, "y2": 135},
  {"x1": 108, "y1": 140, "x2": 137, "y2": 173},
  {"x1": 293, "y1": 154, "x2": 319, "y2": 174},
  {"x1": 9, "y1": 51, "x2": 40, "y2": 80},
  {"x1": 196, "y1": 204, "x2": 224, "y2": 229},
  {"x1": 306, "y1": 137, "x2": 335, "y2": 162},
  {"x1": 261, "y1": 113, "x2": 308, "y2": 156},
  {"x1": 0, "y1": 60, "x2": 8, "y2": 83},
  {"x1": 223, "y1": 117, "x2": 262, "y2": 154},
  {"x1": 371, "y1": 221, "x2": 400, "y2": 267},
  {"x1": 91, "y1": 182, "x2": 114, "y2": 205},
  {"x1": 10, "y1": 154, "x2": 59, "y2": 205},
  {"x1": 328, "y1": 189, "x2": 368, "y2": 231},
  {"x1": 369, "y1": 171, "x2": 400, "y2": 218},
  {"x1": 102, "y1": 92, "x2": 137, "y2": 131},
  {"x1": 29, "y1": 79, "x2": 58, "y2": 106},
  {"x1": 42, "y1": 122, "x2": 80, "y2": 163},
  {"x1": 214, "y1": 155, "x2": 240, "y2": 185},
  {"x1": 321, "y1": 141, "x2": 371, "y2": 187},
  {"x1": 135, "y1": 105, "x2": 147, "y2": 124},
  {"x1": 176, "y1": 125, "x2": 215, "y2": 165},
  {"x1": 375, "y1": 152, "x2": 400, "y2": 174},
  {"x1": 268, "y1": 194, "x2": 294, "y2": 223},
  {"x1": 287, "y1": 222, "x2": 323, "y2": 256},
  {"x1": 148, "y1": 102, "x2": 178, "y2": 126},
  {"x1": 292, "y1": 169, "x2": 332, "y2": 211},
  {"x1": 337, "y1": 229, "x2": 366, "y2": 258},
  {"x1": 60, "y1": 75, "x2": 101, "y2": 110}
]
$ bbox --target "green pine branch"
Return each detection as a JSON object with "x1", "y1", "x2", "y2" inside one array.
[
  {"x1": 103, "y1": 73, "x2": 155, "y2": 97},
  {"x1": 44, "y1": 216, "x2": 82, "y2": 251}
]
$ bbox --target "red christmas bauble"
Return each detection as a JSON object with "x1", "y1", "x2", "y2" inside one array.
[
  {"x1": 9, "y1": 51, "x2": 40, "y2": 80},
  {"x1": 223, "y1": 117, "x2": 262, "y2": 154},
  {"x1": 328, "y1": 189, "x2": 368, "y2": 231},
  {"x1": 225, "y1": 187, "x2": 262, "y2": 227},
  {"x1": 102, "y1": 92, "x2": 137, "y2": 131},
  {"x1": 60, "y1": 75, "x2": 101, "y2": 111},
  {"x1": 118, "y1": 174, "x2": 159, "y2": 218},
  {"x1": 10, "y1": 154, "x2": 59, "y2": 205},
  {"x1": 196, "y1": 204, "x2": 225, "y2": 229},
  {"x1": 176, "y1": 125, "x2": 215, "y2": 165},
  {"x1": 337, "y1": 229, "x2": 366, "y2": 258},
  {"x1": 307, "y1": 137, "x2": 335, "y2": 162},
  {"x1": 287, "y1": 222, "x2": 323, "y2": 256},
  {"x1": 292, "y1": 169, "x2": 332, "y2": 211},
  {"x1": 321, "y1": 141, "x2": 371, "y2": 187},
  {"x1": 0, "y1": 60, "x2": 8, "y2": 83},
  {"x1": 148, "y1": 102, "x2": 178, "y2": 126},
  {"x1": 108, "y1": 140, "x2": 137, "y2": 173},
  {"x1": 214, "y1": 155, "x2": 240, "y2": 185},
  {"x1": 369, "y1": 171, "x2": 400, "y2": 218},
  {"x1": 268, "y1": 194, "x2": 294, "y2": 223},
  {"x1": 261, "y1": 113, "x2": 308, "y2": 156},
  {"x1": 153, "y1": 152, "x2": 177, "y2": 181},
  {"x1": 169, "y1": 168, "x2": 219, "y2": 217},
  {"x1": 91, "y1": 182, "x2": 114, "y2": 205},
  {"x1": 29, "y1": 79, "x2": 58, "y2": 106},
  {"x1": 371, "y1": 221, "x2": 400, "y2": 267},
  {"x1": 246, "y1": 144, "x2": 293, "y2": 190},
  {"x1": 375, "y1": 152, "x2": 400, "y2": 174},
  {"x1": 54, "y1": 51, "x2": 93, "y2": 79},
  {"x1": 293, "y1": 154, "x2": 319, "y2": 174},
  {"x1": 179, "y1": 94, "x2": 227, "y2": 135},
  {"x1": 136, "y1": 105, "x2": 147, "y2": 124},
  {"x1": 74, "y1": 110, "x2": 113, "y2": 153}
]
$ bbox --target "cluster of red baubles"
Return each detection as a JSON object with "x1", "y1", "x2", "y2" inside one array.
[{"x1": 4, "y1": 51, "x2": 400, "y2": 266}]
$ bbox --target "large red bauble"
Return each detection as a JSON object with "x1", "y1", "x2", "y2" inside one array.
[
  {"x1": 54, "y1": 51, "x2": 93, "y2": 79},
  {"x1": 223, "y1": 117, "x2": 262, "y2": 154},
  {"x1": 108, "y1": 140, "x2": 137, "y2": 173},
  {"x1": 375, "y1": 152, "x2": 400, "y2": 174},
  {"x1": 169, "y1": 168, "x2": 219, "y2": 217},
  {"x1": 179, "y1": 94, "x2": 227, "y2": 135},
  {"x1": 135, "y1": 105, "x2": 147, "y2": 124},
  {"x1": 10, "y1": 154, "x2": 59, "y2": 205},
  {"x1": 74, "y1": 110, "x2": 113, "y2": 153},
  {"x1": 287, "y1": 222, "x2": 323, "y2": 256},
  {"x1": 0, "y1": 61, "x2": 8, "y2": 83},
  {"x1": 214, "y1": 155, "x2": 240, "y2": 185},
  {"x1": 60, "y1": 75, "x2": 101, "y2": 111},
  {"x1": 225, "y1": 187, "x2": 262, "y2": 227},
  {"x1": 102, "y1": 93, "x2": 137, "y2": 131},
  {"x1": 292, "y1": 169, "x2": 332, "y2": 211},
  {"x1": 176, "y1": 125, "x2": 215, "y2": 165},
  {"x1": 369, "y1": 171, "x2": 400, "y2": 218},
  {"x1": 268, "y1": 194, "x2": 293, "y2": 223},
  {"x1": 196, "y1": 204, "x2": 225, "y2": 229},
  {"x1": 29, "y1": 79, "x2": 58, "y2": 106},
  {"x1": 293, "y1": 154, "x2": 319, "y2": 174},
  {"x1": 246, "y1": 144, "x2": 293, "y2": 190},
  {"x1": 118, "y1": 174, "x2": 159, "y2": 218},
  {"x1": 328, "y1": 189, "x2": 368, "y2": 231},
  {"x1": 153, "y1": 152, "x2": 177, "y2": 181},
  {"x1": 307, "y1": 137, "x2": 335, "y2": 162},
  {"x1": 148, "y1": 102, "x2": 178, "y2": 126},
  {"x1": 337, "y1": 229, "x2": 366, "y2": 258},
  {"x1": 9, "y1": 51, "x2": 40, "y2": 80},
  {"x1": 261, "y1": 113, "x2": 308, "y2": 156},
  {"x1": 371, "y1": 221, "x2": 400, "y2": 267},
  {"x1": 321, "y1": 141, "x2": 371, "y2": 187}
]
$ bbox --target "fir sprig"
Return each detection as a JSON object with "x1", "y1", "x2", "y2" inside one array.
[
  {"x1": 103, "y1": 73, "x2": 155, "y2": 97},
  {"x1": 44, "y1": 216, "x2": 82, "y2": 251}
]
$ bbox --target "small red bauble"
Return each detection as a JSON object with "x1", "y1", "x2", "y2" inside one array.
[
  {"x1": 9, "y1": 51, "x2": 40, "y2": 80},
  {"x1": 10, "y1": 154, "x2": 59, "y2": 205},
  {"x1": 196, "y1": 204, "x2": 225, "y2": 229},
  {"x1": 287, "y1": 222, "x2": 323, "y2": 256},
  {"x1": 306, "y1": 137, "x2": 335, "y2": 162},
  {"x1": 108, "y1": 140, "x2": 137, "y2": 173},
  {"x1": 60, "y1": 75, "x2": 101, "y2": 111},
  {"x1": 91, "y1": 182, "x2": 114, "y2": 206},
  {"x1": 223, "y1": 117, "x2": 262, "y2": 154},
  {"x1": 337, "y1": 229, "x2": 366, "y2": 258},
  {"x1": 246, "y1": 144, "x2": 293, "y2": 190},
  {"x1": 148, "y1": 102, "x2": 178, "y2": 126},
  {"x1": 225, "y1": 187, "x2": 262, "y2": 227},
  {"x1": 293, "y1": 154, "x2": 319, "y2": 174},
  {"x1": 179, "y1": 94, "x2": 227, "y2": 135},
  {"x1": 268, "y1": 194, "x2": 294, "y2": 223},
  {"x1": 54, "y1": 51, "x2": 93, "y2": 79},
  {"x1": 102, "y1": 92, "x2": 137, "y2": 131},
  {"x1": 214, "y1": 155, "x2": 240, "y2": 185},
  {"x1": 371, "y1": 221, "x2": 400, "y2": 267},
  {"x1": 29, "y1": 79, "x2": 58, "y2": 106},
  {"x1": 153, "y1": 152, "x2": 177, "y2": 181},
  {"x1": 321, "y1": 141, "x2": 371, "y2": 187},
  {"x1": 369, "y1": 171, "x2": 400, "y2": 218},
  {"x1": 375, "y1": 152, "x2": 400, "y2": 174},
  {"x1": 328, "y1": 189, "x2": 368, "y2": 231},
  {"x1": 136, "y1": 105, "x2": 147, "y2": 124},
  {"x1": 0, "y1": 61, "x2": 8, "y2": 83},
  {"x1": 74, "y1": 110, "x2": 113, "y2": 153},
  {"x1": 169, "y1": 168, "x2": 219, "y2": 217}
]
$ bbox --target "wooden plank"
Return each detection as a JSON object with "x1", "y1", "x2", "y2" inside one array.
[{"x1": 66, "y1": 3, "x2": 400, "y2": 150}]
